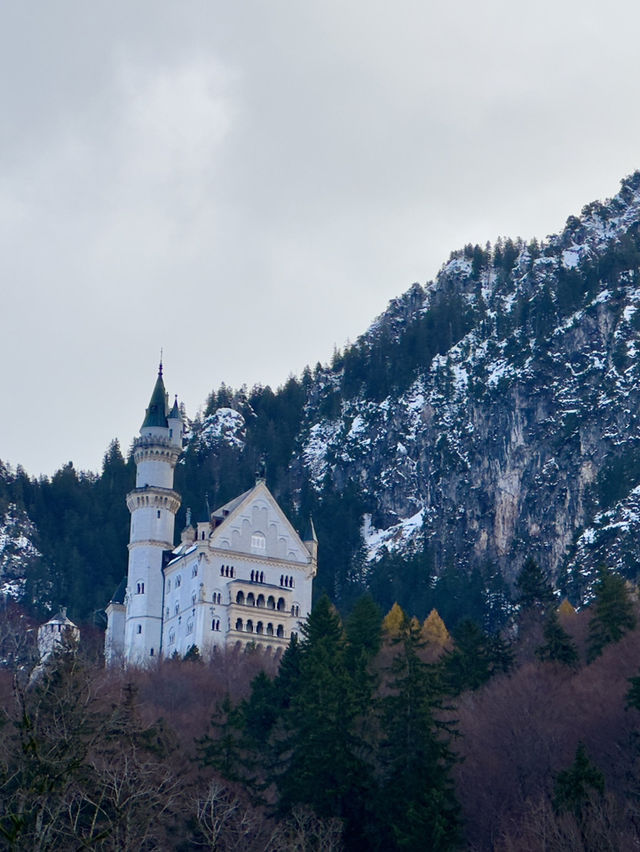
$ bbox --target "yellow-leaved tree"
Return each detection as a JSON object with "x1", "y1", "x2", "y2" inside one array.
[
  {"x1": 382, "y1": 603, "x2": 406, "y2": 637},
  {"x1": 421, "y1": 608, "x2": 451, "y2": 648}
]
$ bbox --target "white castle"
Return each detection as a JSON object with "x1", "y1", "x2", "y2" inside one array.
[{"x1": 105, "y1": 365, "x2": 317, "y2": 666}]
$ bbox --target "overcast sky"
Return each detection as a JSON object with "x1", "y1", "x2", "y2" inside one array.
[{"x1": 2, "y1": 1, "x2": 640, "y2": 476}]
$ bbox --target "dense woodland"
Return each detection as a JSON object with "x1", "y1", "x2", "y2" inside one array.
[{"x1": 2, "y1": 561, "x2": 640, "y2": 849}]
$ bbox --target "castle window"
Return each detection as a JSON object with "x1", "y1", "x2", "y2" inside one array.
[
  {"x1": 251, "y1": 533, "x2": 266, "y2": 551},
  {"x1": 260, "y1": 571, "x2": 264, "y2": 583},
  {"x1": 213, "y1": 591, "x2": 221, "y2": 604},
  {"x1": 266, "y1": 623, "x2": 274, "y2": 636},
  {"x1": 246, "y1": 619, "x2": 254, "y2": 633},
  {"x1": 277, "y1": 597, "x2": 285, "y2": 611},
  {"x1": 250, "y1": 570, "x2": 255, "y2": 582},
  {"x1": 212, "y1": 619, "x2": 220, "y2": 631},
  {"x1": 174, "y1": 602, "x2": 179, "y2": 615},
  {"x1": 136, "y1": 581, "x2": 145, "y2": 594},
  {"x1": 192, "y1": 591, "x2": 197, "y2": 606},
  {"x1": 136, "y1": 625, "x2": 142, "y2": 634},
  {"x1": 192, "y1": 565, "x2": 198, "y2": 578},
  {"x1": 276, "y1": 625, "x2": 284, "y2": 638},
  {"x1": 186, "y1": 618, "x2": 193, "y2": 635},
  {"x1": 236, "y1": 591, "x2": 245, "y2": 605},
  {"x1": 291, "y1": 604, "x2": 300, "y2": 617},
  {"x1": 165, "y1": 607, "x2": 169, "y2": 617},
  {"x1": 267, "y1": 595, "x2": 275, "y2": 610},
  {"x1": 176, "y1": 575, "x2": 182, "y2": 588},
  {"x1": 220, "y1": 566, "x2": 224, "y2": 576},
  {"x1": 257, "y1": 594, "x2": 265, "y2": 608},
  {"x1": 169, "y1": 628, "x2": 175, "y2": 644},
  {"x1": 235, "y1": 618, "x2": 243, "y2": 631},
  {"x1": 157, "y1": 510, "x2": 161, "y2": 519},
  {"x1": 150, "y1": 648, "x2": 154, "y2": 656},
  {"x1": 247, "y1": 592, "x2": 255, "y2": 606},
  {"x1": 256, "y1": 621, "x2": 264, "y2": 634}
]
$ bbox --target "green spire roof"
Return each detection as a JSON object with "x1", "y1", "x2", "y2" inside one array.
[
  {"x1": 168, "y1": 395, "x2": 181, "y2": 420},
  {"x1": 141, "y1": 366, "x2": 168, "y2": 429}
]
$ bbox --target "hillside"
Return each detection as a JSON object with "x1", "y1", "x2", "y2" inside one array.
[{"x1": 4, "y1": 172, "x2": 640, "y2": 624}]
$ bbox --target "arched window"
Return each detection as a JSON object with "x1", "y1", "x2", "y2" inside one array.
[
  {"x1": 212, "y1": 619, "x2": 220, "y2": 631},
  {"x1": 280, "y1": 574, "x2": 283, "y2": 586},
  {"x1": 246, "y1": 619, "x2": 254, "y2": 633},
  {"x1": 236, "y1": 591, "x2": 245, "y2": 605},
  {"x1": 136, "y1": 624, "x2": 142, "y2": 634},
  {"x1": 136, "y1": 581, "x2": 144, "y2": 594},
  {"x1": 186, "y1": 618, "x2": 193, "y2": 635},
  {"x1": 267, "y1": 595, "x2": 275, "y2": 610},
  {"x1": 168, "y1": 628, "x2": 175, "y2": 644},
  {"x1": 256, "y1": 621, "x2": 264, "y2": 634},
  {"x1": 230, "y1": 566, "x2": 234, "y2": 578},
  {"x1": 266, "y1": 623, "x2": 274, "y2": 636},
  {"x1": 277, "y1": 597, "x2": 285, "y2": 611},
  {"x1": 220, "y1": 566, "x2": 224, "y2": 576},
  {"x1": 250, "y1": 570, "x2": 255, "y2": 582},
  {"x1": 257, "y1": 594, "x2": 265, "y2": 608},
  {"x1": 247, "y1": 592, "x2": 255, "y2": 606},
  {"x1": 235, "y1": 618, "x2": 243, "y2": 631},
  {"x1": 276, "y1": 624, "x2": 284, "y2": 638}
]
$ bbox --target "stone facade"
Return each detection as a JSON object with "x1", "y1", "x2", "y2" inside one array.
[{"x1": 105, "y1": 367, "x2": 316, "y2": 666}]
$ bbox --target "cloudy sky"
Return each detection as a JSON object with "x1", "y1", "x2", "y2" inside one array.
[{"x1": 2, "y1": 1, "x2": 640, "y2": 476}]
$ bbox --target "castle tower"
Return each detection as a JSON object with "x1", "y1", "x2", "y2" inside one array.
[{"x1": 123, "y1": 364, "x2": 182, "y2": 665}]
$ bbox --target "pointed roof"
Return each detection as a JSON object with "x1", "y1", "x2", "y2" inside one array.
[
  {"x1": 211, "y1": 488, "x2": 253, "y2": 521},
  {"x1": 141, "y1": 365, "x2": 168, "y2": 429},
  {"x1": 168, "y1": 394, "x2": 181, "y2": 420},
  {"x1": 303, "y1": 515, "x2": 317, "y2": 543},
  {"x1": 109, "y1": 576, "x2": 127, "y2": 605}
]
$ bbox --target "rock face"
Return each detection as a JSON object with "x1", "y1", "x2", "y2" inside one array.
[{"x1": 292, "y1": 172, "x2": 640, "y2": 599}]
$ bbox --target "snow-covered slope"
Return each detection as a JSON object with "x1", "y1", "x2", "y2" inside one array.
[{"x1": 293, "y1": 172, "x2": 640, "y2": 600}]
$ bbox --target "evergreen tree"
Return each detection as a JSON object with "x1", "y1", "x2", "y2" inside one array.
[
  {"x1": 444, "y1": 619, "x2": 513, "y2": 694},
  {"x1": 375, "y1": 615, "x2": 460, "y2": 850},
  {"x1": 587, "y1": 566, "x2": 636, "y2": 662},
  {"x1": 535, "y1": 610, "x2": 579, "y2": 668},
  {"x1": 553, "y1": 743, "x2": 605, "y2": 820},
  {"x1": 275, "y1": 596, "x2": 373, "y2": 847},
  {"x1": 515, "y1": 557, "x2": 555, "y2": 611}
]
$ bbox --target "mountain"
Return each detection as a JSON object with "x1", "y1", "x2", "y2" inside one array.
[{"x1": 5, "y1": 172, "x2": 640, "y2": 626}]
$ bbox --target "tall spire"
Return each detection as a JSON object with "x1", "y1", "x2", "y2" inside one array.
[{"x1": 141, "y1": 365, "x2": 168, "y2": 429}]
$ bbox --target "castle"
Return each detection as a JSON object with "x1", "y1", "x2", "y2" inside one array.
[{"x1": 104, "y1": 366, "x2": 317, "y2": 666}]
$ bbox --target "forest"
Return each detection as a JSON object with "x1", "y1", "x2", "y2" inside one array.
[{"x1": 2, "y1": 559, "x2": 640, "y2": 850}]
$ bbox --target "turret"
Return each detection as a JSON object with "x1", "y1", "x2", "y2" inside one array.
[
  {"x1": 123, "y1": 364, "x2": 182, "y2": 665},
  {"x1": 167, "y1": 395, "x2": 183, "y2": 448},
  {"x1": 303, "y1": 515, "x2": 318, "y2": 572}
]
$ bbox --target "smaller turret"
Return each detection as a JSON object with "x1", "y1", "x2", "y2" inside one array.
[
  {"x1": 303, "y1": 515, "x2": 318, "y2": 569},
  {"x1": 167, "y1": 394, "x2": 183, "y2": 448}
]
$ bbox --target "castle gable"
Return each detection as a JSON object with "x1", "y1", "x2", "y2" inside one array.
[{"x1": 210, "y1": 482, "x2": 309, "y2": 564}]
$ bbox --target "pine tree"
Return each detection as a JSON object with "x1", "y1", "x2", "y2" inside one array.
[
  {"x1": 515, "y1": 557, "x2": 555, "y2": 611},
  {"x1": 444, "y1": 620, "x2": 513, "y2": 694},
  {"x1": 535, "y1": 610, "x2": 579, "y2": 667},
  {"x1": 376, "y1": 615, "x2": 460, "y2": 850},
  {"x1": 587, "y1": 565, "x2": 636, "y2": 662},
  {"x1": 553, "y1": 743, "x2": 605, "y2": 820},
  {"x1": 275, "y1": 596, "x2": 372, "y2": 845}
]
